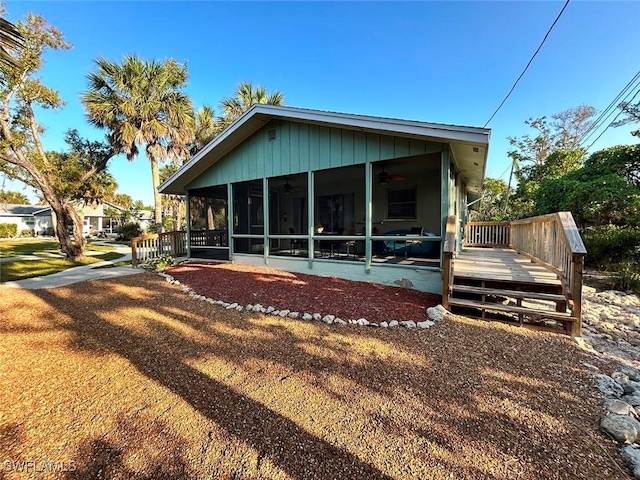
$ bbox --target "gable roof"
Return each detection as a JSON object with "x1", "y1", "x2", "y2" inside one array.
[
  {"x1": 0, "y1": 204, "x2": 48, "y2": 216},
  {"x1": 159, "y1": 104, "x2": 491, "y2": 195}
]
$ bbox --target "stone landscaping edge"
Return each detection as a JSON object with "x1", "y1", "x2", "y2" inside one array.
[{"x1": 156, "y1": 270, "x2": 449, "y2": 329}]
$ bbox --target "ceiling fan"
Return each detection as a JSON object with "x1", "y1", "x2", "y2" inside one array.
[
  {"x1": 377, "y1": 164, "x2": 407, "y2": 185},
  {"x1": 282, "y1": 177, "x2": 304, "y2": 194}
]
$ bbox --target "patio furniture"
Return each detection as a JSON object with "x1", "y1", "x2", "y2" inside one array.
[
  {"x1": 405, "y1": 226, "x2": 424, "y2": 258},
  {"x1": 289, "y1": 227, "x2": 307, "y2": 255}
]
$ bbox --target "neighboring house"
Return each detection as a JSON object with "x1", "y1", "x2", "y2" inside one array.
[
  {"x1": 0, "y1": 202, "x2": 151, "y2": 237},
  {"x1": 0, "y1": 204, "x2": 53, "y2": 235},
  {"x1": 81, "y1": 202, "x2": 153, "y2": 235},
  {"x1": 159, "y1": 105, "x2": 490, "y2": 294}
]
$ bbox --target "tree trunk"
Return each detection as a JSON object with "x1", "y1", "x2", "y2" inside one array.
[
  {"x1": 52, "y1": 201, "x2": 86, "y2": 260},
  {"x1": 172, "y1": 198, "x2": 179, "y2": 232},
  {"x1": 207, "y1": 203, "x2": 215, "y2": 230},
  {"x1": 150, "y1": 157, "x2": 163, "y2": 233}
]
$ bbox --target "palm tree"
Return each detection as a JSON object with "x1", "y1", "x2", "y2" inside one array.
[
  {"x1": 81, "y1": 55, "x2": 195, "y2": 232},
  {"x1": 191, "y1": 105, "x2": 219, "y2": 155},
  {"x1": 218, "y1": 81, "x2": 284, "y2": 130}
]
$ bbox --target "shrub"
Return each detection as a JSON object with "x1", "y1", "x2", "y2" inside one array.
[
  {"x1": 115, "y1": 222, "x2": 142, "y2": 241},
  {"x1": 19, "y1": 229, "x2": 35, "y2": 237},
  {"x1": 582, "y1": 225, "x2": 640, "y2": 270},
  {"x1": 0, "y1": 223, "x2": 17, "y2": 238},
  {"x1": 141, "y1": 254, "x2": 176, "y2": 272},
  {"x1": 610, "y1": 262, "x2": 640, "y2": 293},
  {"x1": 43, "y1": 227, "x2": 55, "y2": 236}
]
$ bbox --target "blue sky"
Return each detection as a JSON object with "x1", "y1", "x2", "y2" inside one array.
[{"x1": 3, "y1": 0, "x2": 640, "y2": 205}]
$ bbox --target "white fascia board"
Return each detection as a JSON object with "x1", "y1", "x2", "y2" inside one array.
[{"x1": 32, "y1": 206, "x2": 52, "y2": 215}]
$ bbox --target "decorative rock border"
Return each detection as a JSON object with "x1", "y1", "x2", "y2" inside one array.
[
  {"x1": 156, "y1": 271, "x2": 449, "y2": 329},
  {"x1": 597, "y1": 365, "x2": 640, "y2": 478}
]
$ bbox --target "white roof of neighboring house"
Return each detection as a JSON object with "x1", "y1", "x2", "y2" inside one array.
[{"x1": 159, "y1": 104, "x2": 491, "y2": 195}]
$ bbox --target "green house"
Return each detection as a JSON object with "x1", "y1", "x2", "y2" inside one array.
[{"x1": 159, "y1": 105, "x2": 490, "y2": 293}]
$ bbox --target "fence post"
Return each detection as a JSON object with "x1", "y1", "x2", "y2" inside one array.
[
  {"x1": 569, "y1": 254, "x2": 584, "y2": 337},
  {"x1": 131, "y1": 238, "x2": 138, "y2": 268},
  {"x1": 171, "y1": 231, "x2": 177, "y2": 258}
]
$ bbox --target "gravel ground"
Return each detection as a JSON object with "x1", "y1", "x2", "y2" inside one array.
[{"x1": 0, "y1": 273, "x2": 631, "y2": 479}]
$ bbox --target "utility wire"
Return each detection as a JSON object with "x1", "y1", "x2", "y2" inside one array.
[
  {"x1": 585, "y1": 87, "x2": 640, "y2": 151},
  {"x1": 577, "y1": 70, "x2": 640, "y2": 146},
  {"x1": 483, "y1": 0, "x2": 571, "y2": 128}
]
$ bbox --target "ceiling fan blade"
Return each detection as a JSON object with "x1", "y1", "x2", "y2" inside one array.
[{"x1": 388, "y1": 174, "x2": 407, "y2": 181}]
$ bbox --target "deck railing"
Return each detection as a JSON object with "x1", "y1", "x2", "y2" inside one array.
[
  {"x1": 131, "y1": 231, "x2": 187, "y2": 267},
  {"x1": 458, "y1": 213, "x2": 586, "y2": 335},
  {"x1": 464, "y1": 221, "x2": 510, "y2": 247}
]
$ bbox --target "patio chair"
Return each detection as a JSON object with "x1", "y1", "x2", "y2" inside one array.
[
  {"x1": 405, "y1": 226, "x2": 424, "y2": 258},
  {"x1": 289, "y1": 227, "x2": 307, "y2": 255}
]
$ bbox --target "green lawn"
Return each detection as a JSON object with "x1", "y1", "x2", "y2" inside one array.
[
  {"x1": 1, "y1": 239, "x2": 127, "y2": 257},
  {"x1": 0, "y1": 252, "x2": 125, "y2": 282},
  {"x1": 0, "y1": 239, "x2": 60, "y2": 257},
  {"x1": 86, "y1": 242, "x2": 121, "y2": 252}
]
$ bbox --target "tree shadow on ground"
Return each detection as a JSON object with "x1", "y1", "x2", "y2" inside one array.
[
  {"x1": 32, "y1": 282, "x2": 394, "y2": 480},
  {"x1": 3, "y1": 273, "x2": 628, "y2": 479}
]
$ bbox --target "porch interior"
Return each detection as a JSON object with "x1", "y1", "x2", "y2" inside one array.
[{"x1": 187, "y1": 155, "x2": 444, "y2": 267}]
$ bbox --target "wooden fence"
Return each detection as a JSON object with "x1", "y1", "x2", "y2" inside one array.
[{"x1": 131, "y1": 231, "x2": 187, "y2": 267}]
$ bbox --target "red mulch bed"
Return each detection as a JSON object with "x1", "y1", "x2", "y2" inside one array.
[{"x1": 168, "y1": 262, "x2": 439, "y2": 322}]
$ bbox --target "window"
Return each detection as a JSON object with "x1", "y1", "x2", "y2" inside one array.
[{"x1": 386, "y1": 187, "x2": 417, "y2": 219}]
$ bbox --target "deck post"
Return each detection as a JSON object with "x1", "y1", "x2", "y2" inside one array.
[
  {"x1": 442, "y1": 215, "x2": 457, "y2": 309},
  {"x1": 569, "y1": 253, "x2": 584, "y2": 337},
  {"x1": 442, "y1": 251, "x2": 452, "y2": 310},
  {"x1": 185, "y1": 190, "x2": 191, "y2": 259},
  {"x1": 227, "y1": 183, "x2": 234, "y2": 259}
]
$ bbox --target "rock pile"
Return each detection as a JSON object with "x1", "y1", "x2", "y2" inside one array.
[
  {"x1": 598, "y1": 365, "x2": 640, "y2": 478},
  {"x1": 582, "y1": 288, "x2": 640, "y2": 362},
  {"x1": 156, "y1": 271, "x2": 448, "y2": 329}
]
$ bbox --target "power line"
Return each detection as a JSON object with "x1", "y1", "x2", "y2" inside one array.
[
  {"x1": 577, "y1": 70, "x2": 640, "y2": 147},
  {"x1": 483, "y1": 0, "x2": 571, "y2": 128},
  {"x1": 585, "y1": 87, "x2": 640, "y2": 151}
]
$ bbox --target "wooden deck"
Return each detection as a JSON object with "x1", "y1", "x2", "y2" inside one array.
[
  {"x1": 454, "y1": 248, "x2": 561, "y2": 286},
  {"x1": 446, "y1": 247, "x2": 575, "y2": 334},
  {"x1": 443, "y1": 214, "x2": 586, "y2": 336}
]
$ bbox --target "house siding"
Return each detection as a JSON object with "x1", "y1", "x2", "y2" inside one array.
[{"x1": 186, "y1": 120, "x2": 444, "y2": 190}]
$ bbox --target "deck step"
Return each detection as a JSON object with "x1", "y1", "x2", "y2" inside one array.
[
  {"x1": 446, "y1": 298, "x2": 576, "y2": 323},
  {"x1": 451, "y1": 284, "x2": 567, "y2": 303}
]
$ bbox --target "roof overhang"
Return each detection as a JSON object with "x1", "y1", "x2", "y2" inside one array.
[{"x1": 159, "y1": 105, "x2": 490, "y2": 195}]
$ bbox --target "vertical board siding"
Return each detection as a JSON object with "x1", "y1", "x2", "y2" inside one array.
[
  {"x1": 279, "y1": 121, "x2": 291, "y2": 175},
  {"x1": 341, "y1": 130, "x2": 354, "y2": 165},
  {"x1": 394, "y1": 137, "x2": 410, "y2": 158},
  {"x1": 318, "y1": 126, "x2": 332, "y2": 170},
  {"x1": 330, "y1": 128, "x2": 342, "y2": 168},
  {"x1": 186, "y1": 120, "x2": 443, "y2": 189}
]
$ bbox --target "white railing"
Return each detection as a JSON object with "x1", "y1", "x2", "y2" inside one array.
[{"x1": 131, "y1": 231, "x2": 187, "y2": 267}]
